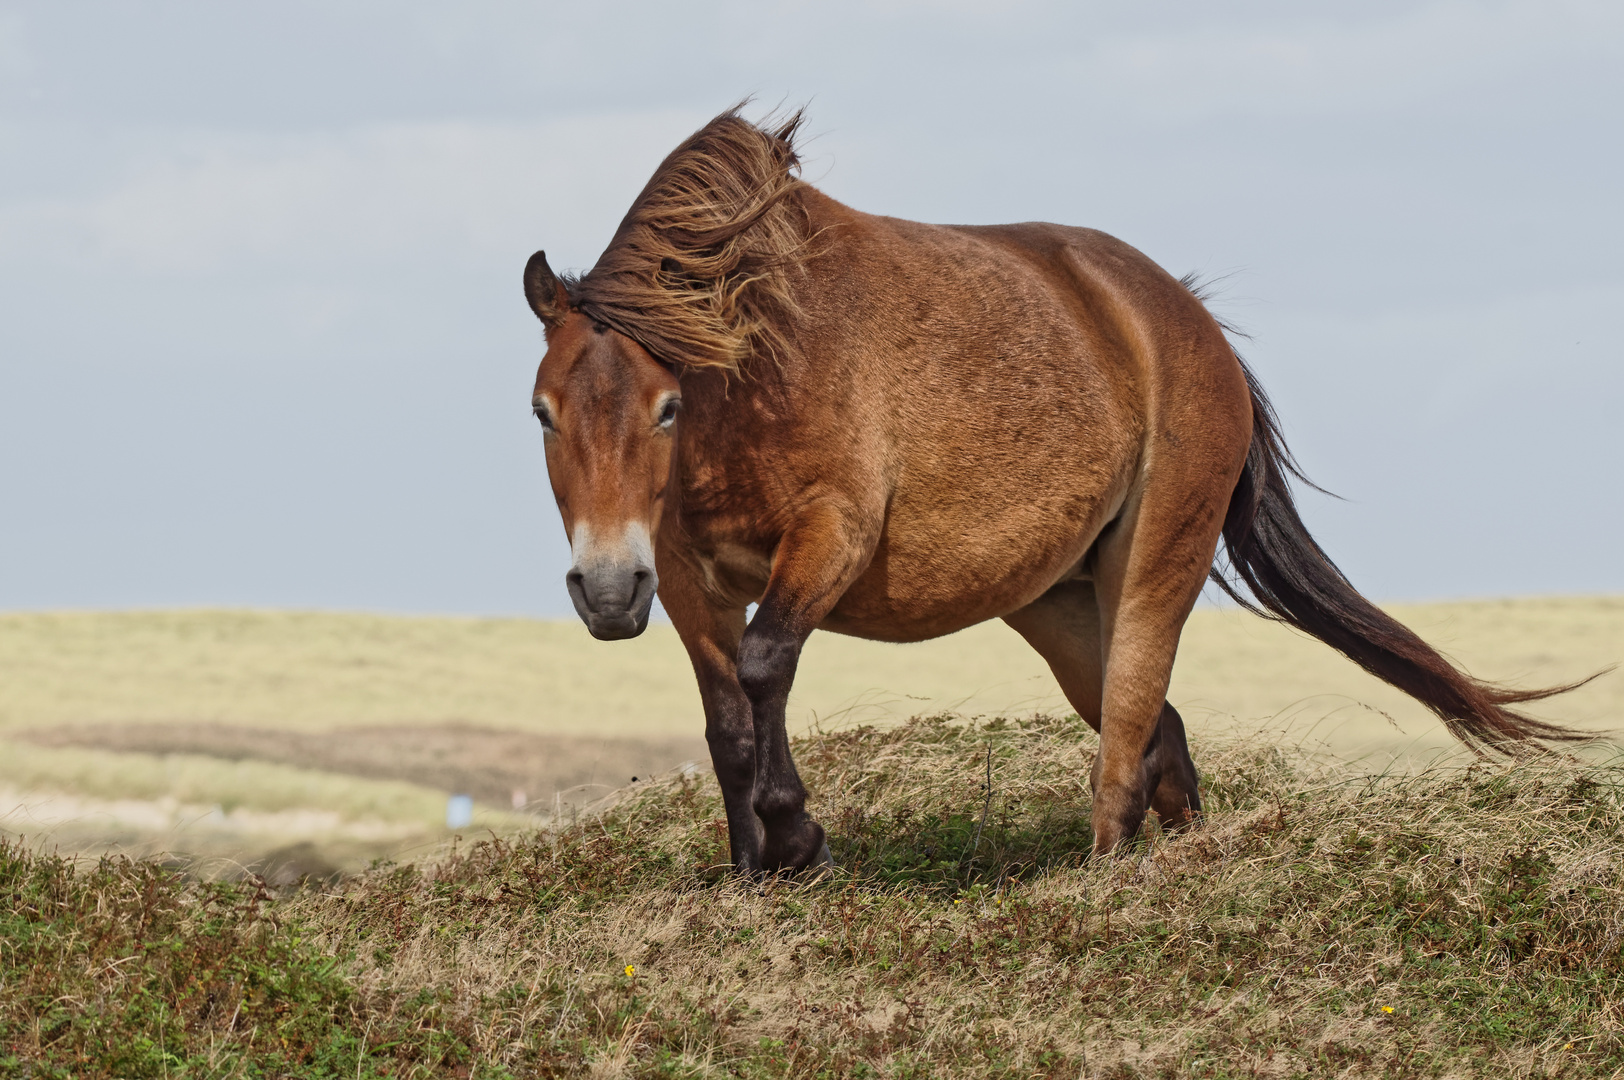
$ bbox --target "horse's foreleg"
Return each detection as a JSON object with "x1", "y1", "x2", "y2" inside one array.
[
  {"x1": 735, "y1": 609, "x2": 827, "y2": 872},
  {"x1": 659, "y1": 566, "x2": 763, "y2": 871},
  {"x1": 738, "y1": 505, "x2": 878, "y2": 872}
]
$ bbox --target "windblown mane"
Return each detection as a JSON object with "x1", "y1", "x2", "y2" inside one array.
[{"x1": 569, "y1": 107, "x2": 812, "y2": 372}]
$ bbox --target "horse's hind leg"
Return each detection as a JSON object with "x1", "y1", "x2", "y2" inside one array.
[
  {"x1": 1004, "y1": 580, "x2": 1201, "y2": 835},
  {"x1": 1003, "y1": 580, "x2": 1106, "y2": 731},
  {"x1": 1147, "y1": 703, "x2": 1201, "y2": 830},
  {"x1": 1084, "y1": 475, "x2": 1232, "y2": 853}
]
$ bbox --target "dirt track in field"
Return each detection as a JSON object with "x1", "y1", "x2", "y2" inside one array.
[{"x1": 19, "y1": 723, "x2": 708, "y2": 810}]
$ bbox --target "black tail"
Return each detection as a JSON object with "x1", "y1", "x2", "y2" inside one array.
[{"x1": 1210, "y1": 357, "x2": 1599, "y2": 756}]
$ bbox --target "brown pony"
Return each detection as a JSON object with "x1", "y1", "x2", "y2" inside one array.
[{"x1": 523, "y1": 107, "x2": 1589, "y2": 872}]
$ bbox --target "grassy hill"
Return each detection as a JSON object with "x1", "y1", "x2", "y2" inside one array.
[
  {"x1": 1, "y1": 598, "x2": 1619, "y2": 874},
  {"x1": 4, "y1": 717, "x2": 1622, "y2": 1078}
]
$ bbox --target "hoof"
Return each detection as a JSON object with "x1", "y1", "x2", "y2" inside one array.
[
  {"x1": 798, "y1": 842, "x2": 836, "y2": 880},
  {"x1": 787, "y1": 843, "x2": 835, "y2": 883},
  {"x1": 761, "y1": 815, "x2": 828, "y2": 874}
]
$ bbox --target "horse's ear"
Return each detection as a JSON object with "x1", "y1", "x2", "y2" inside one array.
[{"x1": 523, "y1": 250, "x2": 571, "y2": 333}]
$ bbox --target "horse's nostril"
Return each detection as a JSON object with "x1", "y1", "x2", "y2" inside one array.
[{"x1": 564, "y1": 567, "x2": 591, "y2": 614}]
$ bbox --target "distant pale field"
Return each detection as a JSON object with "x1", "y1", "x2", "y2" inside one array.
[
  {"x1": 2, "y1": 598, "x2": 1619, "y2": 870},
  {"x1": 2, "y1": 598, "x2": 1620, "y2": 745}
]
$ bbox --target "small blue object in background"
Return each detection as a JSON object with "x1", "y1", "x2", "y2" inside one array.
[{"x1": 446, "y1": 794, "x2": 474, "y2": 830}]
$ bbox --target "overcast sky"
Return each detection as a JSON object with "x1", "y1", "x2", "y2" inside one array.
[{"x1": 0, "y1": 1, "x2": 1619, "y2": 616}]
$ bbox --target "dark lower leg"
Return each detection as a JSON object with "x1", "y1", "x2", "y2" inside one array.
[
  {"x1": 704, "y1": 696, "x2": 763, "y2": 871},
  {"x1": 753, "y1": 751, "x2": 825, "y2": 871},
  {"x1": 737, "y1": 620, "x2": 826, "y2": 872},
  {"x1": 1147, "y1": 703, "x2": 1201, "y2": 830}
]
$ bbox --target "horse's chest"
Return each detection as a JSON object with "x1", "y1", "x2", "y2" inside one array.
[{"x1": 689, "y1": 540, "x2": 774, "y2": 608}]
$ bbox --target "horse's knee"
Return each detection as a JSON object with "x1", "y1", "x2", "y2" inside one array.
[{"x1": 736, "y1": 632, "x2": 798, "y2": 703}]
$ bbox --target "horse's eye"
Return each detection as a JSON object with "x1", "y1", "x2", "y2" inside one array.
[
  {"x1": 657, "y1": 398, "x2": 681, "y2": 428},
  {"x1": 533, "y1": 404, "x2": 555, "y2": 432}
]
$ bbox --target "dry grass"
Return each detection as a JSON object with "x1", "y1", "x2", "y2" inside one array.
[
  {"x1": 0, "y1": 740, "x2": 448, "y2": 823},
  {"x1": 20, "y1": 724, "x2": 707, "y2": 811},
  {"x1": 0, "y1": 737, "x2": 526, "y2": 880},
  {"x1": 0, "y1": 610, "x2": 703, "y2": 739},
  {"x1": 0, "y1": 726, "x2": 707, "y2": 876},
  {"x1": 5, "y1": 716, "x2": 1624, "y2": 1078},
  {"x1": 3, "y1": 599, "x2": 1618, "y2": 750},
  {"x1": 1, "y1": 598, "x2": 1617, "y2": 887}
]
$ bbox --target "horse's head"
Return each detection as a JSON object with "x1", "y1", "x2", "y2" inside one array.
[{"x1": 524, "y1": 251, "x2": 680, "y2": 640}]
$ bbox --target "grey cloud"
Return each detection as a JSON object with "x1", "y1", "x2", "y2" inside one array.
[{"x1": 0, "y1": 0, "x2": 1618, "y2": 612}]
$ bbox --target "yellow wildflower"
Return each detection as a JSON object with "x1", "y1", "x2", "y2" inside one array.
[{"x1": 625, "y1": 965, "x2": 636, "y2": 978}]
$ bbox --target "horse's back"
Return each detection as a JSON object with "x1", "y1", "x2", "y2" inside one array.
[{"x1": 814, "y1": 205, "x2": 1242, "y2": 419}]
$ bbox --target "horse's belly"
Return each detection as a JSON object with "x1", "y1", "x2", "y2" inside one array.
[
  {"x1": 820, "y1": 575, "x2": 1052, "y2": 642},
  {"x1": 820, "y1": 479, "x2": 1123, "y2": 643}
]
